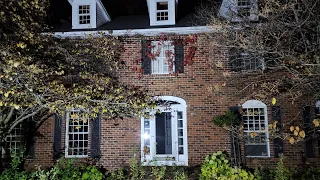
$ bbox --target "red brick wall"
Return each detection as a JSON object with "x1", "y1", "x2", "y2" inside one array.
[{"x1": 30, "y1": 34, "x2": 320, "y2": 170}]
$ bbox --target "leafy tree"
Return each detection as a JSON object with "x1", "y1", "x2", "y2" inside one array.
[
  {"x1": 0, "y1": 0, "x2": 155, "y2": 167},
  {"x1": 196, "y1": 0, "x2": 320, "y2": 166},
  {"x1": 196, "y1": 0, "x2": 320, "y2": 103}
]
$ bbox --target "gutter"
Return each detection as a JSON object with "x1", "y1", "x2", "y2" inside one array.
[{"x1": 51, "y1": 26, "x2": 218, "y2": 38}]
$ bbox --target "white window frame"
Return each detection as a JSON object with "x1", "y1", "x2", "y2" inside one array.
[
  {"x1": 5, "y1": 123, "x2": 24, "y2": 154},
  {"x1": 242, "y1": 100, "x2": 270, "y2": 158},
  {"x1": 65, "y1": 110, "x2": 90, "y2": 158},
  {"x1": 78, "y1": 5, "x2": 91, "y2": 25},
  {"x1": 239, "y1": 52, "x2": 265, "y2": 71},
  {"x1": 151, "y1": 41, "x2": 175, "y2": 74},
  {"x1": 72, "y1": 0, "x2": 97, "y2": 29},
  {"x1": 149, "y1": 0, "x2": 176, "y2": 26},
  {"x1": 141, "y1": 96, "x2": 188, "y2": 166}
]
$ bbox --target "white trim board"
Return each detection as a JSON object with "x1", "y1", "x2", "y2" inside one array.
[{"x1": 52, "y1": 26, "x2": 216, "y2": 38}]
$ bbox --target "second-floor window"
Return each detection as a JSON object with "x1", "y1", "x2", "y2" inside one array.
[
  {"x1": 151, "y1": 41, "x2": 175, "y2": 74},
  {"x1": 229, "y1": 49, "x2": 265, "y2": 72},
  {"x1": 65, "y1": 110, "x2": 89, "y2": 158}
]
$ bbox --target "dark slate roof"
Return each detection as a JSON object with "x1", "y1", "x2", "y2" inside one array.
[
  {"x1": 49, "y1": 0, "x2": 214, "y2": 31},
  {"x1": 53, "y1": 13, "x2": 203, "y2": 32}
]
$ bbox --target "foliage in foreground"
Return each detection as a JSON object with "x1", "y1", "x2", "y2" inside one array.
[
  {"x1": 2, "y1": 152, "x2": 320, "y2": 180},
  {"x1": 200, "y1": 151, "x2": 254, "y2": 180}
]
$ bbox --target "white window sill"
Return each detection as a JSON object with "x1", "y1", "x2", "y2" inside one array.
[
  {"x1": 142, "y1": 160, "x2": 188, "y2": 166},
  {"x1": 65, "y1": 155, "x2": 88, "y2": 158},
  {"x1": 245, "y1": 156, "x2": 270, "y2": 158}
]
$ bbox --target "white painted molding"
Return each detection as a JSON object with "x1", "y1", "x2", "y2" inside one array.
[
  {"x1": 149, "y1": 0, "x2": 176, "y2": 26},
  {"x1": 71, "y1": 0, "x2": 111, "y2": 30},
  {"x1": 242, "y1": 100, "x2": 267, "y2": 108},
  {"x1": 72, "y1": 0, "x2": 97, "y2": 29},
  {"x1": 51, "y1": 26, "x2": 215, "y2": 38}
]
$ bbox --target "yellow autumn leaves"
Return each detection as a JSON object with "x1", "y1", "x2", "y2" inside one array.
[
  {"x1": 313, "y1": 119, "x2": 320, "y2": 127},
  {"x1": 289, "y1": 126, "x2": 305, "y2": 144},
  {"x1": 272, "y1": 98, "x2": 277, "y2": 105},
  {"x1": 268, "y1": 121, "x2": 278, "y2": 130}
]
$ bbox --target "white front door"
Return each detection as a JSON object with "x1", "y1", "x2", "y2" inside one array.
[
  {"x1": 141, "y1": 97, "x2": 188, "y2": 166},
  {"x1": 152, "y1": 109, "x2": 178, "y2": 162}
]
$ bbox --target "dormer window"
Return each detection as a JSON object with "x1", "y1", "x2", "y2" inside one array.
[
  {"x1": 79, "y1": 5, "x2": 91, "y2": 24},
  {"x1": 237, "y1": 0, "x2": 251, "y2": 17},
  {"x1": 156, "y1": 2, "x2": 169, "y2": 21},
  {"x1": 71, "y1": 0, "x2": 111, "y2": 30},
  {"x1": 148, "y1": 0, "x2": 176, "y2": 26},
  {"x1": 218, "y1": 0, "x2": 259, "y2": 21}
]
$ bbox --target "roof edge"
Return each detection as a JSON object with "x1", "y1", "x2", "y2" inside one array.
[{"x1": 50, "y1": 26, "x2": 217, "y2": 38}]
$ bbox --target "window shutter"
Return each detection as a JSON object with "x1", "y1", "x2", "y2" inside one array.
[
  {"x1": 272, "y1": 106, "x2": 283, "y2": 158},
  {"x1": 174, "y1": 40, "x2": 184, "y2": 73},
  {"x1": 228, "y1": 106, "x2": 242, "y2": 166},
  {"x1": 24, "y1": 120, "x2": 36, "y2": 159},
  {"x1": 90, "y1": 115, "x2": 101, "y2": 159},
  {"x1": 53, "y1": 114, "x2": 62, "y2": 159},
  {"x1": 141, "y1": 40, "x2": 152, "y2": 74},
  {"x1": 302, "y1": 106, "x2": 315, "y2": 158},
  {"x1": 27, "y1": 136, "x2": 36, "y2": 159}
]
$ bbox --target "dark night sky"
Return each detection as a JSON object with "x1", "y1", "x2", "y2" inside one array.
[{"x1": 48, "y1": 0, "x2": 213, "y2": 27}]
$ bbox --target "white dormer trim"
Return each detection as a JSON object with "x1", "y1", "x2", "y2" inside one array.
[
  {"x1": 218, "y1": 0, "x2": 258, "y2": 22},
  {"x1": 148, "y1": 0, "x2": 176, "y2": 26},
  {"x1": 71, "y1": 0, "x2": 111, "y2": 30},
  {"x1": 72, "y1": 0, "x2": 97, "y2": 29}
]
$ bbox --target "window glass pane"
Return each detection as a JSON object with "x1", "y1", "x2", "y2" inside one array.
[
  {"x1": 179, "y1": 147, "x2": 184, "y2": 155},
  {"x1": 144, "y1": 120, "x2": 150, "y2": 128},
  {"x1": 178, "y1": 120, "x2": 183, "y2": 128},
  {"x1": 177, "y1": 111, "x2": 183, "y2": 119},
  {"x1": 157, "y1": 2, "x2": 168, "y2": 10},
  {"x1": 155, "y1": 112, "x2": 172, "y2": 155},
  {"x1": 245, "y1": 145, "x2": 268, "y2": 156}
]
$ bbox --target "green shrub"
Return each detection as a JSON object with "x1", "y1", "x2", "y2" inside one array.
[
  {"x1": 274, "y1": 157, "x2": 292, "y2": 180},
  {"x1": 300, "y1": 168, "x2": 320, "y2": 180},
  {"x1": 106, "y1": 168, "x2": 125, "y2": 180},
  {"x1": 200, "y1": 151, "x2": 254, "y2": 180},
  {"x1": 0, "y1": 151, "x2": 30, "y2": 180},
  {"x1": 151, "y1": 166, "x2": 166, "y2": 180}
]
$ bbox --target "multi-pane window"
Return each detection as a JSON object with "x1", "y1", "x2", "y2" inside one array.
[
  {"x1": 229, "y1": 49, "x2": 265, "y2": 71},
  {"x1": 242, "y1": 100, "x2": 270, "y2": 157},
  {"x1": 156, "y1": 1, "x2": 169, "y2": 21},
  {"x1": 237, "y1": 0, "x2": 251, "y2": 17},
  {"x1": 79, "y1": 5, "x2": 91, "y2": 24},
  {"x1": 151, "y1": 41, "x2": 174, "y2": 74},
  {"x1": 66, "y1": 110, "x2": 89, "y2": 158},
  {"x1": 6, "y1": 123, "x2": 24, "y2": 154},
  {"x1": 177, "y1": 111, "x2": 184, "y2": 155}
]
